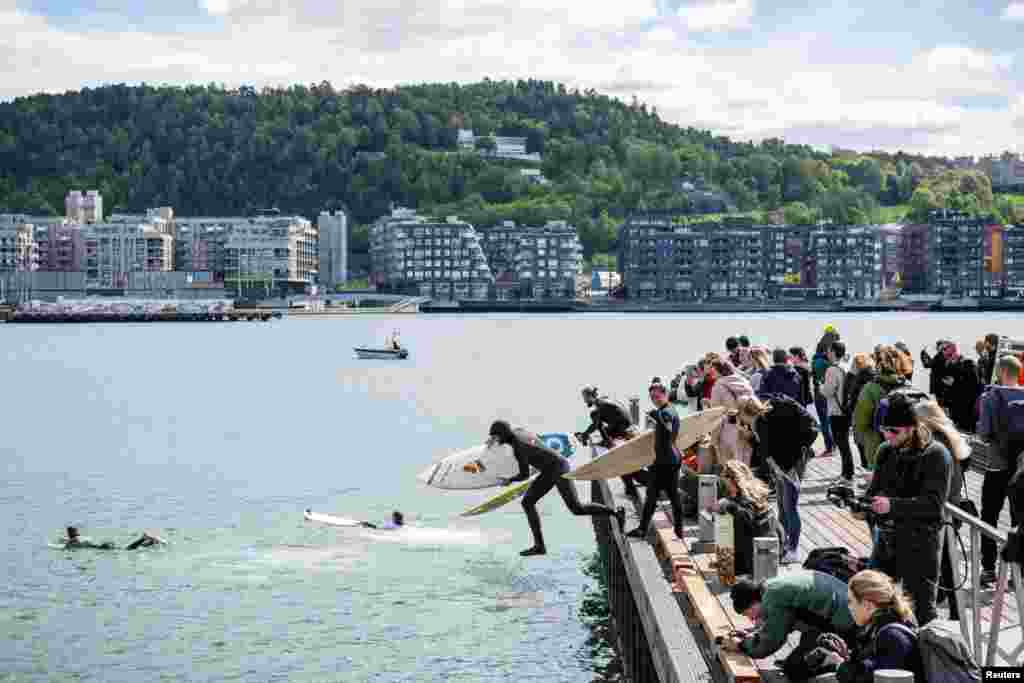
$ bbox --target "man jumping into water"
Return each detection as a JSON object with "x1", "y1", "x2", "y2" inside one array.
[
  {"x1": 360, "y1": 511, "x2": 404, "y2": 530},
  {"x1": 488, "y1": 420, "x2": 626, "y2": 556}
]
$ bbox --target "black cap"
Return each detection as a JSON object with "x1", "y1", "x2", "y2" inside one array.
[{"x1": 882, "y1": 394, "x2": 917, "y2": 428}]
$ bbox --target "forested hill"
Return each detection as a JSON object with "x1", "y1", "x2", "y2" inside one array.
[{"x1": 0, "y1": 80, "x2": 1014, "y2": 258}]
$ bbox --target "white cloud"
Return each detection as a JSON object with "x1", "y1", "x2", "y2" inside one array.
[
  {"x1": 677, "y1": 0, "x2": 754, "y2": 31},
  {"x1": 199, "y1": 0, "x2": 251, "y2": 15},
  {"x1": 922, "y1": 46, "x2": 1013, "y2": 74},
  {"x1": 1003, "y1": 2, "x2": 1024, "y2": 20}
]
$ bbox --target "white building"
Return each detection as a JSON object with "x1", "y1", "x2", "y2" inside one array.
[
  {"x1": 222, "y1": 216, "x2": 318, "y2": 295},
  {"x1": 65, "y1": 190, "x2": 103, "y2": 224},
  {"x1": 83, "y1": 222, "x2": 174, "y2": 288},
  {"x1": 318, "y1": 210, "x2": 348, "y2": 291}
]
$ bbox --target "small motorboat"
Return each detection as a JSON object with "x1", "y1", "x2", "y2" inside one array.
[{"x1": 354, "y1": 346, "x2": 409, "y2": 360}]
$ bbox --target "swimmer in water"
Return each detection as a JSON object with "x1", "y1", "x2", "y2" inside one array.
[
  {"x1": 61, "y1": 526, "x2": 165, "y2": 550},
  {"x1": 360, "y1": 510, "x2": 404, "y2": 530}
]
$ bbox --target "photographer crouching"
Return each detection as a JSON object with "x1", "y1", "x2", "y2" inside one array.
[{"x1": 860, "y1": 392, "x2": 952, "y2": 626}]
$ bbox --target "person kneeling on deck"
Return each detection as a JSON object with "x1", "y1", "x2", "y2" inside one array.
[
  {"x1": 625, "y1": 379, "x2": 685, "y2": 541},
  {"x1": 488, "y1": 420, "x2": 625, "y2": 557},
  {"x1": 707, "y1": 461, "x2": 783, "y2": 577},
  {"x1": 722, "y1": 570, "x2": 857, "y2": 662},
  {"x1": 575, "y1": 385, "x2": 647, "y2": 498}
]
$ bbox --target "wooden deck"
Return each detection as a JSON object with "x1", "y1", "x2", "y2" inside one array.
[{"x1": 607, "y1": 445, "x2": 1024, "y2": 681}]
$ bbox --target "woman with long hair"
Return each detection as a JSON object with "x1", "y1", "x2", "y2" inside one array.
[
  {"x1": 748, "y1": 347, "x2": 771, "y2": 394},
  {"x1": 708, "y1": 355, "x2": 756, "y2": 466},
  {"x1": 824, "y1": 570, "x2": 924, "y2": 682},
  {"x1": 710, "y1": 460, "x2": 783, "y2": 576},
  {"x1": 844, "y1": 352, "x2": 877, "y2": 471}
]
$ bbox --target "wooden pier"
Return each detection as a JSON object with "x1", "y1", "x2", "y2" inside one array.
[{"x1": 590, "y1": 444, "x2": 1024, "y2": 682}]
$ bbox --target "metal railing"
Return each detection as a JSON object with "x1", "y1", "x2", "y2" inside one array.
[{"x1": 943, "y1": 502, "x2": 1024, "y2": 666}]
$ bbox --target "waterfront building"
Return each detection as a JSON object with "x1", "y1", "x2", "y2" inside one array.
[
  {"x1": 175, "y1": 222, "x2": 228, "y2": 279},
  {"x1": 1005, "y1": 225, "x2": 1024, "y2": 295},
  {"x1": 478, "y1": 221, "x2": 582, "y2": 300},
  {"x1": 369, "y1": 207, "x2": 493, "y2": 300},
  {"x1": 0, "y1": 221, "x2": 38, "y2": 272},
  {"x1": 878, "y1": 224, "x2": 904, "y2": 289},
  {"x1": 926, "y1": 210, "x2": 1001, "y2": 298},
  {"x1": 617, "y1": 212, "x2": 707, "y2": 300},
  {"x1": 318, "y1": 210, "x2": 348, "y2": 291},
  {"x1": 900, "y1": 224, "x2": 930, "y2": 294},
  {"x1": 83, "y1": 222, "x2": 174, "y2": 288},
  {"x1": 811, "y1": 224, "x2": 882, "y2": 300},
  {"x1": 763, "y1": 224, "x2": 814, "y2": 298},
  {"x1": 222, "y1": 216, "x2": 318, "y2": 295},
  {"x1": 65, "y1": 190, "x2": 103, "y2": 224},
  {"x1": 704, "y1": 218, "x2": 765, "y2": 299}
]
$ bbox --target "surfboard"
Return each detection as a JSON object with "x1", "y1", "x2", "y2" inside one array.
[
  {"x1": 564, "y1": 407, "x2": 726, "y2": 481},
  {"x1": 458, "y1": 433, "x2": 578, "y2": 517},
  {"x1": 418, "y1": 432, "x2": 576, "y2": 491},
  {"x1": 303, "y1": 509, "x2": 362, "y2": 528}
]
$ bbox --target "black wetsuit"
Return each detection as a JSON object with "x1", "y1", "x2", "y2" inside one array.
[
  {"x1": 503, "y1": 427, "x2": 617, "y2": 550},
  {"x1": 635, "y1": 403, "x2": 684, "y2": 535},
  {"x1": 581, "y1": 398, "x2": 648, "y2": 495}
]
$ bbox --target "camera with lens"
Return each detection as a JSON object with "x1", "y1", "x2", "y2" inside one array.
[{"x1": 826, "y1": 484, "x2": 876, "y2": 522}]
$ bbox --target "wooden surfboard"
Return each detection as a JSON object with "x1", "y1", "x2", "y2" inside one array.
[{"x1": 564, "y1": 407, "x2": 726, "y2": 481}]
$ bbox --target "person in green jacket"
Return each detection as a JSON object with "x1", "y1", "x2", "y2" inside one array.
[
  {"x1": 723, "y1": 570, "x2": 857, "y2": 659},
  {"x1": 852, "y1": 346, "x2": 909, "y2": 471}
]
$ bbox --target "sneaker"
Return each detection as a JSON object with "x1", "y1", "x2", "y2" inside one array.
[{"x1": 781, "y1": 550, "x2": 799, "y2": 565}]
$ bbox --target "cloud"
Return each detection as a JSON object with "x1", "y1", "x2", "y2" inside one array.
[
  {"x1": 676, "y1": 0, "x2": 754, "y2": 31},
  {"x1": 1004, "y1": 2, "x2": 1024, "y2": 20},
  {"x1": 922, "y1": 46, "x2": 1013, "y2": 74}
]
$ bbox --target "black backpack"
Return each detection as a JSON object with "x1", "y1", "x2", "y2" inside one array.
[
  {"x1": 884, "y1": 621, "x2": 981, "y2": 683},
  {"x1": 763, "y1": 393, "x2": 819, "y2": 448},
  {"x1": 802, "y1": 547, "x2": 864, "y2": 583}
]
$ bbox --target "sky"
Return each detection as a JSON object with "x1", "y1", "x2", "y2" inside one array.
[{"x1": 2, "y1": 0, "x2": 1022, "y2": 157}]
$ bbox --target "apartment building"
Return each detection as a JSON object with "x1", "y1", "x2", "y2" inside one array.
[
  {"x1": 811, "y1": 224, "x2": 882, "y2": 300},
  {"x1": 478, "y1": 221, "x2": 583, "y2": 300},
  {"x1": 222, "y1": 216, "x2": 318, "y2": 294},
  {"x1": 926, "y1": 210, "x2": 1001, "y2": 297},
  {"x1": 65, "y1": 190, "x2": 103, "y2": 224},
  {"x1": 617, "y1": 212, "x2": 708, "y2": 300},
  {"x1": 369, "y1": 208, "x2": 493, "y2": 300},
  {"x1": 0, "y1": 222, "x2": 38, "y2": 272},
  {"x1": 318, "y1": 210, "x2": 348, "y2": 291},
  {"x1": 877, "y1": 224, "x2": 904, "y2": 289},
  {"x1": 763, "y1": 224, "x2": 814, "y2": 297},
  {"x1": 83, "y1": 223, "x2": 174, "y2": 288},
  {"x1": 1005, "y1": 225, "x2": 1024, "y2": 295},
  {"x1": 175, "y1": 221, "x2": 229, "y2": 278},
  {"x1": 704, "y1": 218, "x2": 765, "y2": 299}
]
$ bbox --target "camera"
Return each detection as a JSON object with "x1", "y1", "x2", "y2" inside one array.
[{"x1": 826, "y1": 484, "x2": 876, "y2": 522}]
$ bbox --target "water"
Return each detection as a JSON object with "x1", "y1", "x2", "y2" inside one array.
[{"x1": 1, "y1": 312, "x2": 1019, "y2": 681}]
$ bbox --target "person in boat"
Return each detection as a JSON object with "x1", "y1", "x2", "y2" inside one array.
[
  {"x1": 61, "y1": 526, "x2": 165, "y2": 550},
  {"x1": 575, "y1": 385, "x2": 647, "y2": 498},
  {"x1": 488, "y1": 420, "x2": 626, "y2": 556},
  {"x1": 360, "y1": 511, "x2": 404, "y2": 530},
  {"x1": 390, "y1": 329, "x2": 401, "y2": 351}
]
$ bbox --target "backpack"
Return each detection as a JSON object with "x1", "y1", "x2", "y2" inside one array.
[
  {"x1": 994, "y1": 388, "x2": 1024, "y2": 471},
  {"x1": 764, "y1": 393, "x2": 819, "y2": 448},
  {"x1": 802, "y1": 547, "x2": 864, "y2": 583},
  {"x1": 883, "y1": 620, "x2": 981, "y2": 683},
  {"x1": 870, "y1": 382, "x2": 915, "y2": 433}
]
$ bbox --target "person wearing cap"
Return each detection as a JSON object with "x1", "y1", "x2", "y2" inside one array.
[
  {"x1": 576, "y1": 385, "x2": 646, "y2": 498},
  {"x1": 625, "y1": 379, "x2": 686, "y2": 540},
  {"x1": 487, "y1": 420, "x2": 625, "y2": 557},
  {"x1": 863, "y1": 392, "x2": 953, "y2": 625}
]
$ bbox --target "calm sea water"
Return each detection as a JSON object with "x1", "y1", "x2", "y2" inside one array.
[{"x1": 2, "y1": 312, "x2": 1020, "y2": 682}]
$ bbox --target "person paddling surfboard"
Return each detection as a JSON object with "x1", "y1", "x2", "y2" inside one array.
[
  {"x1": 488, "y1": 420, "x2": 626, "y2": 556},
  {"x1": 60, "y1": 525, "x2": 166, "y2": 550}
]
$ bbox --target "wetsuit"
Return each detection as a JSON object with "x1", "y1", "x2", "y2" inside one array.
[
  {"x1": 64, "y1": 538, "x2": 117, "y2": 550},
  {"x1": 360, "y1": 520, "x2": 401, "y2": 530},
  {"x1": 497, "y1": 424, "x2": 618, "y2": 553},
  {"x1": 632, "y1": 403, "x2": 684, "y2": 537},
  {"x1": 580, "y1": 398, "x2": 648, "y2": 496}
]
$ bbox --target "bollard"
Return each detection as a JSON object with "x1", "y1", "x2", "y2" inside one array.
[
  {"x1": 716, "y1": 512, "x2": 736, "y2": 586},
  {"x1": 696, "y1": 438, "x2": 713, "y2": 473},
  {"x1": 873, "y1": 671, "x2": 914, "y2": 683},
  {"x1": 629, "y1": 397, "x2": 640, "y2": 427},
  {"x1": 698, "y1": 510, "x2": 716, "y2": 544},
  {"x1": 753, "y1": 537, "x2": 780, "y2": 582},
  {"x1": 698, "y1": 475, "x2": 718, "y2": 513}
]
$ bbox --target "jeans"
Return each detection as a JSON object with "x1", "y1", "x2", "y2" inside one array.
[
  {"x1": 814, "y1": 395, "x2": 834, "y2": 451},
  {"x1": 773, "y1": 464, "x2": 802, "y2": 554},
  {"x1": 830, "y1": 414, "x2": 854, "y2": 480},
  {"x1": 981, "y1": 469, "x2": 1019, "y2": 571}
]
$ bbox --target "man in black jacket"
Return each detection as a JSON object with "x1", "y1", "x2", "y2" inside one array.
[
  {"x1": 489, "y1": 420, "x2": 625, "y2": 556},
  {"x1": 757, "y1": 348, "x2": 805, "y2": 404},
  {"x1": 940, "y1": 342, "x2": 981, "y2": 432},
  {"x1": 921, "y1": 339, "x2": 951, "y2": 405},
  {"x1": 864, "y1": 393, "x2": 952, "y2": 625}
]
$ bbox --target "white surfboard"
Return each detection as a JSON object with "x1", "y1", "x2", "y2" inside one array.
[
  {"x1": 419, "y1": 433, "x2": 577, "y2": 491},
  {"x1": 564, "y1": 407, "x2": 726, "y2": 481},
  {"x1": 303, "y1": 509, "x2": 362, "y2": 528}
]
